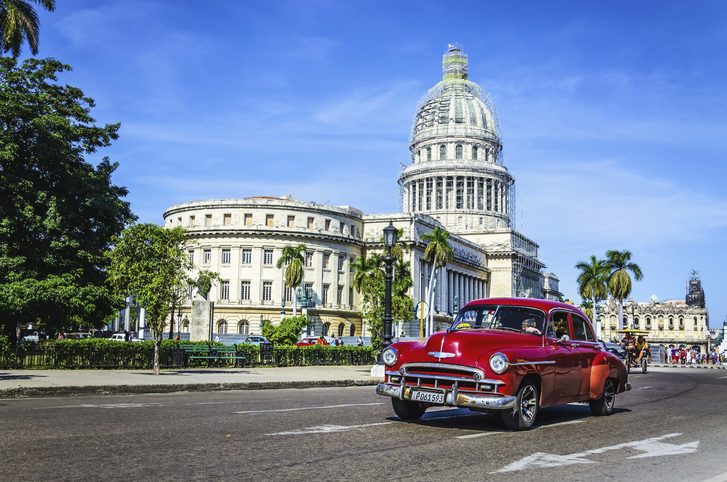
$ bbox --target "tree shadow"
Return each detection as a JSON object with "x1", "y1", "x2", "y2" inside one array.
[
  {"x1": 132, "y1": 370, "x2": 251, "y2": 376},
  {"x1": 0, "y1": 373, "x2": 47, "y2": 381}
]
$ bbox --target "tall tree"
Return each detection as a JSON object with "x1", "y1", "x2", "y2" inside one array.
[
  {"x1": 392, "y1": 259, "x2": 413, "y2": 338},
  {"x1": 605, "y1": 249, "x2": 643, "y2": 330},
  {"x1": 276, "y1": 244, "x2": 306, "y2": 316},
  {"x1": 575, "y1": 255, "x2": 609, "y2": 338},
  {"x1": 107, "y1": 224, "x2": 189, "y2": 375},
  {"x1": 0, "y1": 0, "x2": 55, "y2": 58},
  {"x1": 0, "y1": 58, "x2": 134, "y2": 342},
  {"x1": 421, "y1": 226, "x2": 454, "y2": 336}
]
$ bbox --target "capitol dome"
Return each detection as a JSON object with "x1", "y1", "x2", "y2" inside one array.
[
  {"x1": 410, "y1": 43, "x2": 501, "y2": 158},
  {"x1": 399, "y1": 44, "x2": 513, "y2": 233}
]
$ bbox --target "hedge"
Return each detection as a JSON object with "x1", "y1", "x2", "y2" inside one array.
[{"x1": 0, "y1": 339, "x2": 375, "y2": 369}]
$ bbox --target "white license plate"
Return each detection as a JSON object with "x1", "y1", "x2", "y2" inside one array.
[{"x1": 411, "y1": 389, "x2": 445, "y2": 404}]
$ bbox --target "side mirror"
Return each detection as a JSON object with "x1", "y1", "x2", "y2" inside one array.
[{"x1": 559, "y1": 334, "x2": 570, "y2": 343}]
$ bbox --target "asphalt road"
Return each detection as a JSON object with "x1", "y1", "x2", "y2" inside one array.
[{"x1": 1, "y1": 368, "x2": 726, "y2": 481}]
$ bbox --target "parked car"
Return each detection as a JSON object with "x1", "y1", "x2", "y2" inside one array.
[
  {"x1": 376, "y1": 298, "x2": 630, "y2": 430},
  {"x1": 20, "y1": 330, "x2": 41, "y2": 343},
  {"x1": 110, "y1": 333, "x2": 126, "y2": 341},
  {"x1": 239, "y1": 335, "x2": 270, "y2": 345},
  {"x1": 65, "y1": 332, "x2": 92, "y2": 340},
  {"x1": 296, "y1": 336, "x2": 330, "y2": 347},
  {"x1": 598, "y1": 340, "x2": 626, "y2": 360}
]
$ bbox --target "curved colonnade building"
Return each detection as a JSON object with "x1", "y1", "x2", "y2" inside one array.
[{"x1": 163, "y1": 44, "x2": 561, "y2": 340}]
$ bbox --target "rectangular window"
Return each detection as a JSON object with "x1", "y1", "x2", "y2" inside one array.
[
  {"x1": 338, "y1": 254, "x2": 345, "y2": 271},
  {"x1": 244, "y1": 213, "x2": 252, "y2": 226},
  {"x1": 223, "y1": 213, "x2": 231, "y2": 226},
  {"x1": 189, "y1": 215, "x2": 196, "y2": 227},
  {"x1": 265, "y1": 214, "x2": 274, "y2": 227},
  {"x1": 305, "y1": 282, "x2": 314, "y2": 301},
  {"x1": 339, "y1": 221, "x2": 344, "y2": 233},
  {"x1": 221, "y1": 248, "x2": 231, "y2": 265},
  {"x1": 283, "y1": 284, "x2": 292, "y2": 302},
  {"x1": 240, "y1": 281, "x2": 251, "y2": 301},
  {"x1": 287, "y1": 215, "x2": 295, "y2": 228},
  {"x1": 324, "y1": 219, "x2": 331, "y2": 231},
  {"x1": 349, "y1": 287, "x2": 354, "y2": 306},
  {"x1": 486, "y1": 179, "x2": 492, "y2": 211},
  {"x1": 323, "y1": 252, "x2": 331, "y2": 269},
  {"x1": 263, "y1": 249, "x2": 273, "y2": 265},
  {"x1": 177, "y1": 217, "x2": 182, "y2": 226},
  {"x1": 350, "y1": 256, "x2": 355, "y2": 271},
  {"x1": 188, "y1": 250, "x2": 194, "y2": 264},
  {"x1": 241, "y1": 248, "x2": 252, "y2": 264},
  {"x1": 337, "y1": 285, "x2": 343, "y2": 305},
  {"x1": 305, "y1": 251, "x2": 314, "y2": 268},
  {"x1": 203, "y1": 249, "x2": 211, "y2": 265},
  {"x1": 322, "y1": 284, "x2": 330, "y2": 305},
  {"x1": 220, "y1": 280, "x2": 230, "y2": 301},
  {"x1": 262, "y1": 281, "x2": 272, "y2": 302},
  {"x1": 205, "y1": 214, "x2": 212, "y2": 227},
  {"x1": 307, "y1": 217, "x2": 315, "y2": 229}
]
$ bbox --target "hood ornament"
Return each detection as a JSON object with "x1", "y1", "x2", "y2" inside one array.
[{"x1": 428, "y1": 351, "x2": 455, "y2": 359}]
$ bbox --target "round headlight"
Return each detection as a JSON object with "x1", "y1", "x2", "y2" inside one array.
[
  {"x1": 489, "y1": 352, "x2": 509, "y2": 374},
  {"x1": 382, "y1": 347, "x2": 398, "y2": 367}
]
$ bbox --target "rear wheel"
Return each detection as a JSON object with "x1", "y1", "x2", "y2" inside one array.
[
  {"x1": 500, "y1": 381, "x2": 539, "y2": 430},
  {"x1": 590, "y1": 378, "x2": 616, "y2": 416},
  {"x1": 391, "y1": 398, "x2": 426, "y2": 421}
]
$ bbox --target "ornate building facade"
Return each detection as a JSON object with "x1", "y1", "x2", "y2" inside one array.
[
  {"x1": 162, "y1": 44, "x2": 561, "y2": 340},
  {"x1": 599, "y1": 273, "x2": 710, "y2": 351}
]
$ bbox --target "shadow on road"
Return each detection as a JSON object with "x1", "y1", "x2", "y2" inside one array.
[
  {"x1": 0, "y1": 373, "x2": 47, "y2": 381},
  {"x1": 132, "y1": 370, "x2": 251, "y2": 376}
]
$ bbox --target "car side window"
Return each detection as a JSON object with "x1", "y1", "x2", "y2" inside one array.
[
  {"x1": 571, "y1": 315, "x2": 591, "y2": 341},
  {"x1": 550, "y1": 311, "x2": 569, "y2": 339}
]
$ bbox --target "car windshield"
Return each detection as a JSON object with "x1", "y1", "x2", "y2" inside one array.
[{"x1": 451, "y1": 305, "x2": 545, "y2": 336}]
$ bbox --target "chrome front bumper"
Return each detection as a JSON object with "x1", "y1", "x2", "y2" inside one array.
[{"x1": 376, "y1": 382, "x2": 517, "y2": 410}]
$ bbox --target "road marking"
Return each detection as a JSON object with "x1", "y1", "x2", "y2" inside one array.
[
  {"x1": 537, "y1": 419, "x2": 584, "y2": 429},
  {"x1": 702, "y1": 471, "x2": 727, "y2": 482},
  {"x1": 457, "y1": 431, "x2": 501, "y2": 439},
  {"x1": 635, "y1": 386, "x2": 652, "y2": 390},
  {"x1": 235, "y1": 402, "x2": 383, "y2": 414},
  {"x1": 717, "y1": 376, "x2": 727, "y2": 380},
  {"x1": 47, "y1": 402, "x2": 165, "y2": 409},
  {"x1": 267, "y1": 422, "x2": 393, "y2": 436},
  {"x1": 494, "y1": 433, "x2": 699, "y2": 473}
]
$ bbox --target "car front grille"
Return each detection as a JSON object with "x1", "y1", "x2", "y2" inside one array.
[{"x1": 386, "y1": 362, "x2": 501, "y2": 393}]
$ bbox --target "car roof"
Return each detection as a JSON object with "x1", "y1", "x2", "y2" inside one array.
[{"x1": 464, "y1": 297, "x2": 591, "y2": 321}]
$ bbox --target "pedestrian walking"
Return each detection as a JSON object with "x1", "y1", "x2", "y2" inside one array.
[{"x1": 357, "y1": 336, "x2": 364, "y2": 347}]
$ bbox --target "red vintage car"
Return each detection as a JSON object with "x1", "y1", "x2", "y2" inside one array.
[{"x1": 376, "y1": 298, "x2": 630, "y2": 430}]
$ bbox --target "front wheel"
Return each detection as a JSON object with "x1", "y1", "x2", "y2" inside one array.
[
  {"x1": 641, "y1": 358, "x2": 648, "y2": 374},
  {"x1": 391, "y1": 398, "x2": 426, "y2": 421},
  {"x1": 590, "y1": 378, "x2": 616, "y2": 416},
  {"x1": 501, "y1": 381, "x2": 539, "y2": 430}
]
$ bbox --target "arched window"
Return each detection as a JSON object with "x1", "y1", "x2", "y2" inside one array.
[
  {"x1": 694, "y1": 317, "x2": 698, "y2": 330},
  {"x1": 645, "y1": 317, "x2": 651, "y2": 329},
  {"x1": 349, "y1": 324, "x2": 356, "y2": 337},
  {"x1": 669, "y1": 317, "x2": 674, "y2": 330},
  {"x1": 633, "y1": 316, "x2": 639, "y2": 328},
  {"x1": 182, "y1": 319, "x2": 190, "y2": 334},
  {"x1": 416, "y1": 150, "x2": 420, "y2": 162},
  {"x1": 455, "y1": 144, "x2": 463, "y2": 159},
  {"x1": 322, "y1": 322, "x2": 330, "y2": 336},
  {"x1": 426, "y1": 147, "x2": 432, "y2": 161},
  {"x1": 217, "y1": 319, "x2": 227, "y2": 334},
  {"x1": 338, "y1": 323, "x2": 345, "y2": 337},
  {"x1": 439, "y1": 144, "x2": 446, "y2": 159},
  {"x1": 238, "y1": 320, "x2": 249, "y2": 335},
  {"x1": 472, "y1": 145, "x2": 478, "y2": 160},
  {"x1": 610, "y1": 316, "x2": 617, "y2": 330},
  {"x1": 678, "y1": 317, "x2": 684, "y2": 330}
]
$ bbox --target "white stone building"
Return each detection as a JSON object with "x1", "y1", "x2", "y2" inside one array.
[{"x1": 162, "y1": 44, "x2": 560, "y2": 340}]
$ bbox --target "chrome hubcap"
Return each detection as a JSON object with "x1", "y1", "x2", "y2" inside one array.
[
  {"x1": 520, "y1": 385, "x2": 536, "y2": 422},
  {"x1": 604, "y1": 381, "x2": 615, "y2": 408}
]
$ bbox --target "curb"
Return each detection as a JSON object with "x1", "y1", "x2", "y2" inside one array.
[
  {"x1": 0, "y1": 378, "x2": 383, "y2": 399},
  {"x1": 650, "y1": 364, "x2": 726, "y2": 370}
]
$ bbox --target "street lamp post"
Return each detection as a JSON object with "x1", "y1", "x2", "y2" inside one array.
[
  {"x1": 382, "y1": 222, "x2": 398, "y2": 349},
  {"x1": 176, "y1": 312, "x2": 181, "y2": 340}
]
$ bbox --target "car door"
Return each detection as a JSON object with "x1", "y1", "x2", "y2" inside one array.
[
  {"x1": 547, "y1": 310, "x2": 582, "y2": 402},
  {"x1": 570, "y1": 313, "x2": 600, "y2": 400}
]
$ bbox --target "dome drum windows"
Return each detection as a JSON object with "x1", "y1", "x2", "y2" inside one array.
[
  {"x1": 439, "y1": 144, "x2": 446, "y2": 160},
  {"x1": 472, "y1": 145, "x2": 478, "y2": 160},
  {"x1": 426, "y1": 147, "x2": 432, "y2": 161},
  {"x1": 455, "y1": 144, "x2": 463, "y2": 160}
]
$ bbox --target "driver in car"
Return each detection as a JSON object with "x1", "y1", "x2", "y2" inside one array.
[{"x1": 521, "y1": 318, "x2": 541, "y2": 335}]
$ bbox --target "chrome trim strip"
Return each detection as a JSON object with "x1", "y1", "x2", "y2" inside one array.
[
  {"x1": 509, "y1": 360, "x2": 557, "y2": 366},
  {"x1": 428, "y1": 351, "x2": 456, "y2": 358},
  {"x1": 404, "y1": 372, "x2": 504, "y2": 385},
  {"x1": 401, "y1": 362, "x2": 485, "y2": 378}
]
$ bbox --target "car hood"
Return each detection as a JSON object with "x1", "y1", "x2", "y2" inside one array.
[{"x1": 408, "y1": 329, "x2": 542, "y2": 362}]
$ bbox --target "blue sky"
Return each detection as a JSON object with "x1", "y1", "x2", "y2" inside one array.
[{"x1": 31, "y1": 0, "x2": 727, "y2": 327}]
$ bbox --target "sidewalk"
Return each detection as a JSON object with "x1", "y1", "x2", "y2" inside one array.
[
  {"x1": 649, "y1": 363, "x2": 726, "y2": 370},
  {"x1": 0, "y1": 365, "x2": 383, "y2": 399}
]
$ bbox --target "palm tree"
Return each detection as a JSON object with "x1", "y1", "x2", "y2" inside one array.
[
  {"x1": 575, "y1": 255, "x2": 609, "y2": 338},
  {"x1": 421, "y1": 226, "x2": 454, "y2": 336},
  {"x1": 1, "y1": 0, "x2": 55, "y2": 58},
  {"x1": 605, "y1": 249, "x2": 643, "y2": 330},
  {"x1": 276, "y1": 244, "x2": 306, "y2": 316}
]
